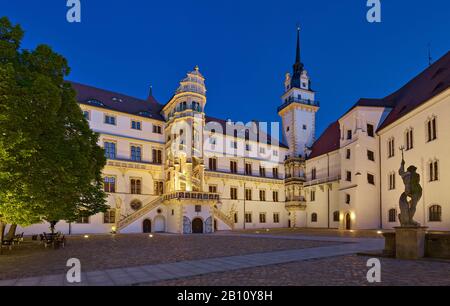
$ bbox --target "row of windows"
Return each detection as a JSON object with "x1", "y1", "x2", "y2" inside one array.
[
  {"x1": 241, "y1": 212, "x2": 280, "y2": 224},
  {"x1": 104, "y1": 141, "x2": 162, "y2": 164},
  {"x1": 388, "y1": 159, "x2": 439, "y2": 191},
  {"x1": 387, "y1": 117, "x2": 438, "y2": 158},
  {"x1": 388, "y1": 205, "x2": 442, "y2": 223},
  {"x1": 208, "y1": 158, "x2": 280, "y2": 178},
  {"x1": 83, "y1": 111, "x2": 163, "y2": 134},
  {"x1": 103, "y1": 176, "x2": 164, "y2": 195},
  {"x1": 345, "y1": 171, "x2": 375, "y2": 185},
  {"x1": 209, "y1": 185, "x2": 280, "y2": 202}
]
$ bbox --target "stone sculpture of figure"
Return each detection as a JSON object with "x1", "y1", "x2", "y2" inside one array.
[{"x1": 398, "y1": 153, "x2": 422, "y2": 227}]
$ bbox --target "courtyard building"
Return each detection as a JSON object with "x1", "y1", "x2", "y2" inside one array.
[{"x1": 19, "y1": 30, "x2": 450, "y2": 234}]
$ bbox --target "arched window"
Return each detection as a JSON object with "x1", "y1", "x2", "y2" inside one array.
[
  {"x1": 245, "y1": 130, "x2": 250, "y2": 141},
  {"x1": 429, "y1": 205, "x2": 442, "y2": 222},
  {"x1": 311, "y1": 213, "x2": 318, "y2": 223},
  {"x1": 333, "y1": 211, "x2": 340, "y2": 222},
  {"x1": 388, "y1": 209, "x2": 397, "y2": 223},
  {"x1": 234, "y1": 130, "x2": 238, "y2": 138}
]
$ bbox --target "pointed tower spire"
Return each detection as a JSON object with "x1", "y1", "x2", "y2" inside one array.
[{"x1": 290, "y1": 26, "x2": 304, "y2": 89}]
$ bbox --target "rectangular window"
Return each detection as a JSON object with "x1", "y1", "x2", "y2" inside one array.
[
  {"x1": 273, "y1": 213, "x2": 280, "y2": 223},
  {"x1": 259, "y1": 190, "x2": 266, "y2": 201},
  {"x1": 209, "y1": 158, "x2": 217, "y2": 171},
  {"x1": 195, "y1": 205, "x2": 202, "y2": 213},
  {"x1": 152, "y1": 149, "x2": 162, "y2": 164},
  {"x1": 367, "y1": 124, "x2": 374, "y2": 137},
  {"x1": 130, "y1": 178, "x2": 142, "y2": 194},
  {"x1": 154, "y1": 181, "x2": 164, "y2": 195},
  {"x1": 345, "y1": 194, "x2": 351, "y2": 204},
  {"x1": 367, "y1": 173, "x2": 375, "y2": 185},
  {"x1": 230, "y1": 187, "x2": 238, "y2": 200},
  {"x1": 152, "y1": 125, "x2": 162, "y2": 134},
  {"x1": 273, "y1": 191, "x2": 279, "y2": 202},
  {"x1": 131, "y1": 120, "x2": 142, "y2": 130},
  {"x1": 209, "y1": 185, "x2": 217, "y2": 193},
  {"x1": 389, "y1": 173, "x2": 396, "y2": 190},
  {"x1": 429, "y1": 161, "x2": 439, "y2": 182},
  {"x1": 131, "y1": 145, "x2": 142, "y2": 161},
  {"x1": 245, "y1": 189, "x2": 252, "y2": 201},
  {"x1": 259, "y1": 147, "x2": 266, "y2": 154},
  {"x1": 245, "y1": 212, "x2": 252, "y2": 223},
  {"x1": 406, "y1": 129, "x2": 414, "y2": 150},
  {"x1": 388, "y1": 138, "x2": 395, "y2": 158},
  {"x1": 346, "y1": 149, "x2": 351, "y2": 160},
  {"x1": 273, "y1": 150, "x2": 278, "y2": 157},
  {"x1": 273, "y1": 168, "x2": 279, "y2": 179},
  {"x1": 230, "y1": 141, "x2": 237, "y2": 149},
  {"x1": 310, "y1": 190, "x2": 316, "y2": 202},
  {"x1": 76, "y1": 214, "x2": 90, "y2": 224},
  {"x1": 230, "y1": 161, "x2": 238, "y2": 174},
  {"x1": 234, "y1": 212, "x2": 238, "y2": 223},
  {"x1": 259, "y1": 166, "x2": 266, "y2": 177},
  {"x1": 347, "y1": 130, "x2": 352, "y2": 140},
  {"x1": 311, "y1": 168, "x2": 317, "y2": 180},
  {"x1": 245, "y1": 163, "x2": 252, "y2": 175},
  {"x1": 259, "y1": 213, "x2": 266, "y2": 223},
  {"x1": 103, "y1": 176, "x2": 116, "y2": 193},
  {"x1": 83, "y1": 110, "x2": 90, "y2": 120},
  {"x1": 346, "y1": 171, "x2": 352, "y2": 182},
  {"x1": 245, "y1": 143, "x2": 251, "y2": 151},
  {"x1": 367, "y1": 150, "x2": 375, "y2": 162},
  {"x1": 103, "y1": 210, "x2": 116, "y2": 224},
  {"x1": 259, "y1": 190, "x2": 266, "y2": 202},
  {"x1": 104, "y1": 115, "x2": 116, "y2": 125},
  {"x1": 427, "y1": 118, "x2": 437, "y2": 142},
  {"x1": 104, "y1": 141, "x2": 116, "y2": 159}
]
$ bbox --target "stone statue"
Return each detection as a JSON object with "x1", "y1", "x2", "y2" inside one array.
[{"x1": 398, "y1": 148, "x2": 422, "y2": 227}]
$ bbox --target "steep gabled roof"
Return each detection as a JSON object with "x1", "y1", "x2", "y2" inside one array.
[
  {"x1": 69, "y1": 81, "x2": 165, "y2": 121},
  {"x1": 308, "y1": 121, "x2": 340, "y2": 159},
  {"x1": 377, "y1": 51, "x2": 450, "y2": 131}
]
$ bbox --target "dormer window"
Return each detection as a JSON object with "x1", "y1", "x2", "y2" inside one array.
[{"x1": 86, "y1": 99, "x2": 104, "y2": 107}]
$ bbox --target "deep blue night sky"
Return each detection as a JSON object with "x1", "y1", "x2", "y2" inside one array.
[{"x1": 2, "y1": 0, "x2": 450, "y2": 136}]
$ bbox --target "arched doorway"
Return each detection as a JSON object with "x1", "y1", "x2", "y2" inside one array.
[
  {"x1": 192, "y1": 218, "x2": 203, "y2": 234},
  {"x1": 142, "y1": 219, "x2": 152, "y2": 233},
  {"x1": 345, "y1": 213, "x2": 351, "y2": 230},
  {"x1": 154, "y1": 216, "x2": 165, "y2": 232}
]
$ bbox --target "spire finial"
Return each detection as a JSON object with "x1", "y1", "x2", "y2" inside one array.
[
  {"x1": 428, "y1": 43, "x2": 433, "y2": 66},
  {"x1": 194, "y1": 65, "x2": 199, "y2": 71},
  {"x1": 149, "y1": 85, "x2": 153, "y2": 97},
  {"x1": 295, "y1": 24, "x2": 301, "y2": 64}
]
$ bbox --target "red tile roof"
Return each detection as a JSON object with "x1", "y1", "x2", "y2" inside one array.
[
  {"x1": 308, "y1": 121, "x2": 340, "y2": 159},
  {"x1": 377, "y1": 51, "x2": 450, "y2": 131}
]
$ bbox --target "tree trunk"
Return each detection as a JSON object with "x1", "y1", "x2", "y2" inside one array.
[
  {"x1": 0, "y1": 221, "x2": 5, "y2": 255},
  {"x1": 49, "y1": 221, "x2": 58, "y2": 234},
  {"x1": 6, "y1": 224, "x2": 17, "y2": 240}
]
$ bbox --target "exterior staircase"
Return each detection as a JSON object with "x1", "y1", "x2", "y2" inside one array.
[
  {"x1": 213, "y1": 207, "x2": 234, "y2": 230},
  {"x1": 117, "y1": 196, "x2": 162, "y2": 231}
]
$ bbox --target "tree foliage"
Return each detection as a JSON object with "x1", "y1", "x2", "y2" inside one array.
[{"x1": 0, "y1": 17, "x2": 108, "y2": 227}]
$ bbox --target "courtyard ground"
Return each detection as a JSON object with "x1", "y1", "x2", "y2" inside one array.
[
  {"x1": 0, "y1": 233, "x2": 336, "y2": 280},
  {"x1": 0, "y1": 229, "x2": 448, "y2": 286},
  {"x1": 147, "y1": 254, "x2": 450, "y2": 286}
]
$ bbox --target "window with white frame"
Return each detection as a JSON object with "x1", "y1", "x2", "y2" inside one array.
[
  {"x1": 104, "y1": 114, "x2": 116, "y2": 125},
  {"x1": 245, "y1": 212, "x2": 252, "y2": 223},
  {"x1": 273, "y1": 213, "x2": 280, "y2": 223},
  {"x1": 103, "y1": 210, "x2": 116, "y2": 224},
  {"x1": 259, "y1": 213, "x2": 266, "y2": 223},
  {"x1": 310, "y1": 190, "x2": 316, "y2": 202},
  {"x1": 388, "y1": 137, "x2": 395, "y2": 158},
  {"x1": 426, "y1": 116, "x2": 437, "y2": 142},
  {"x1": 429, "y1": 160, "x2": 439, "y2": 182},
  {"x1": 388, "y1": 209, "x2": 397, "y2": 223},
  {"x1": 130, "y1": 145, "x2": 142, "y2": 161},
  {"x1": 405, "y1": 128, "x2": 414, "y2": 150},
  {"x1": 131, "y1": 120, "x2": 142, "y2": 130},
  {"x1": 388, "y1": 172, "x2": 396, "y2": 190}
]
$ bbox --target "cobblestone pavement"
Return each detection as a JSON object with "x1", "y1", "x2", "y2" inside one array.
[
  {"x1": 148, "y1": 255, "x2": 450, "y2": 286},
  {"x1": 0, "y1": 233, "x2": 336, "y2": 280},
  {"x1": 236, "y1": 228, "x2": 392, "y2": 238}
]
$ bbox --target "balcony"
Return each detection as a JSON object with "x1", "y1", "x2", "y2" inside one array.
[
  {"x1": 162, "y1": 191, "x2": 220, "y2": 202},
  {"x1": 303, "y1": 175, "x2": 341, "y2": 187},
  {"x1": 284, "y1": 176, "x2": 306, "y2": 184},
  {"x1": 278, "y1": 97, "x2": 320, "y2": 112},
  {"x1": 285, "y1": 197, "x2": 307, "y2": 210}
]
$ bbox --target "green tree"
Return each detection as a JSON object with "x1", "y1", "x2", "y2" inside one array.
[{"x1": 0, "y1": 17, "x2": 108, "y2": 238}]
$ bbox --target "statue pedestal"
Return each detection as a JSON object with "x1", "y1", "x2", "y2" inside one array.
[{"x1": 394, "y1": 227, "x2": 428, "y2": 259}]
